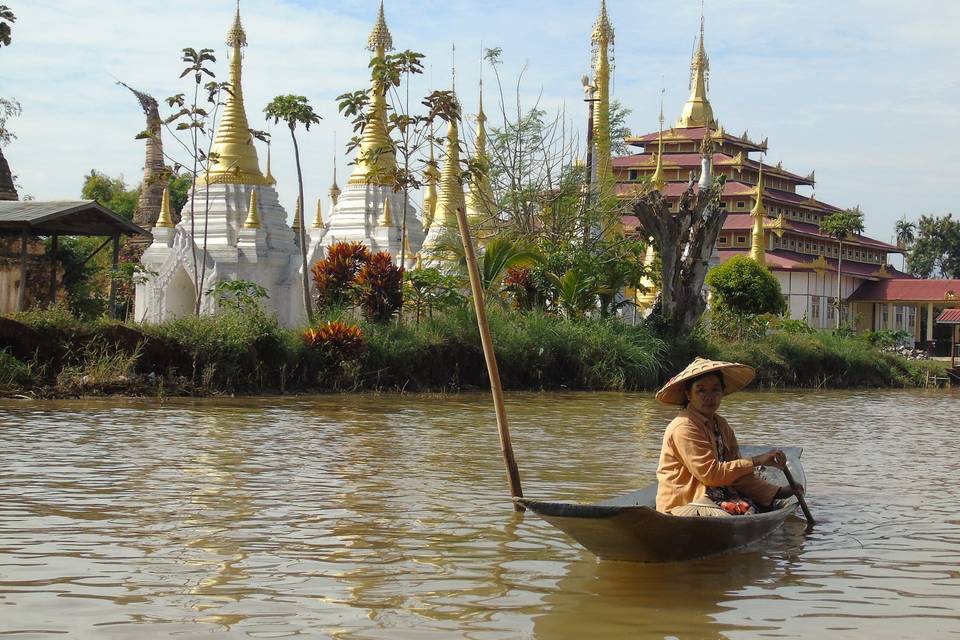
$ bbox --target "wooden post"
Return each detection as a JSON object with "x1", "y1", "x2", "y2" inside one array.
[
  {"x1": 108, "y1": 233, "x2": 120, "y2": 320},
  {"x1": 453, "y1": 206, "x2": 524, "y2": 511},
  {"x1": 49, "y1": 234, "x2": 59, "y2": 307},
  {"x1": 17, "y1": 227, "x2": 28, "y2": 312}
]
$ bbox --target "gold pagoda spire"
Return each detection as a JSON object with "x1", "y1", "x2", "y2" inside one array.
[
  {"x1": 432, "y1": 115, "x2": 465, "y2": 236},
  {"x1": 329, "y1": 140, "x2": 341, "y2": 206},
  {"x1": 379, "y1": 197, "x2": 394, "y2": 226},
  {"x1": 155, "y1": 186, "x2": 174, "y2": 228},
  {"x1": 292, "y1": 195, "x2": 301, "y2": 230},
  {"x1": 650, "y1": 96, "x2": 667, "y2": 191},
  {"x1": 243, "y1": 188, "x2": 261, "y2": 229},
  {"x1": 422, "y1": 128, "x2": 440, "y2": 232},
  {"x1": 264, "y1": 143, "x2": 276, "y2": 185},
  {"x1": 749, "y1": 163, "x2": 767, "y2": 265},
  {"x1": 202, "y1": 1, "x2": 268, "y2": 186},
  {"x1": 591, "y1": 0, "x2": 615, "y2": 201},
  {"x1": 349, "y1": 1, "x2": 397, "y2": 186},
  {"x1": 676, "y1": 10, "x2": 717, "y2": 129},
  {"x1": 466, "y1": 77, "x2": 494, "y2": 223},
  {"x1": 314, "y1": 198, "x2": 324, "y2": 228}
]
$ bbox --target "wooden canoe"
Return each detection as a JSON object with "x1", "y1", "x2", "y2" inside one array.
[{"x1": 517, "y1": 446, "x2": 807, "y2": 563}]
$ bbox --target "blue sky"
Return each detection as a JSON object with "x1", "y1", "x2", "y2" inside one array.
[{"x1": 3, "y1": 0, "x2": 958, "y2": 242}]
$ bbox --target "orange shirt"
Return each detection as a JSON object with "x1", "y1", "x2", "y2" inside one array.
[{"x1": 655, "y1": 408, "x2": 779, "y2": 513}]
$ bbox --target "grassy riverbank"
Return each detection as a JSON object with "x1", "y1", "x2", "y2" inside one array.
[{"x1": 0, "y1": 309, "x2": 947, "y2": 398}]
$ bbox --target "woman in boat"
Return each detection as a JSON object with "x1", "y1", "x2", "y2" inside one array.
[{"x1": 654, "y1": 357, "x2": 802, "y2": 517}]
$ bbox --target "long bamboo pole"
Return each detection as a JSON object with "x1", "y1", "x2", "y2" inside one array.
[{"x1": 453, "y1": 206, "x2": 524, "y2": 511}]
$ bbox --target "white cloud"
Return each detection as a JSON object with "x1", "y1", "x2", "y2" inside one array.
[{"x1": 3, "y1": 0, "x2": 958, "y2": 240}]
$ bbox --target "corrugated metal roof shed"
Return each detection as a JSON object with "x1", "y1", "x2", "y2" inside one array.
[{"x1": 0, "y1": 200, "x2": 148, "y2": 236}]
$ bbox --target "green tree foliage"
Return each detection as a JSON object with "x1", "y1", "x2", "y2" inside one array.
[
  {"x1": 906, "y1": 213, "x2": 960, "y2": 278},
  {"x1": 0, "y1": 5, "x2": 14, "y2": 48},
  {"x1": 81, "y1": 170, "x2": 139, "y2": 219},
  {"x1": 609, "y1": 100, "x2": 633, "y2": 157},
  {"x1": 404, "y1": 268, "x2": 465, "y2": 323},
  {"x1": 707, "y1": 256, "x2": 787, "y2": 316},
  {"x1": 0, "y1": 97, "x2": 20, "y2": 146},
  {"x1": 206, "y1": 280, "x2": 269, "y2": 314},
  {"x1": 819, "y1": 207, "x2": 865, "y2": 328}
]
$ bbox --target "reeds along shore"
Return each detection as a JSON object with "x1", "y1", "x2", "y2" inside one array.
[{"x1": 0, "y1": 308, "x2": 947, "y2": 398}]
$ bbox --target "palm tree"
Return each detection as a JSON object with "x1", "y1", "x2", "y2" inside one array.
[
  {"x1": 820, "y1": 207, "x2": 865, "y2": 329},
  {"x1": 895, "y1": 216, "x2": 916, "y2": 273},
  {"x1": 264, "y1": 94, "x2": 321, "y2": 322}
]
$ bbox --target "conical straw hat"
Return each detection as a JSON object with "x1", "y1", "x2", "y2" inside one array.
[{"x1": 655, "y1": 357, "x2": 756, "y2": 406}]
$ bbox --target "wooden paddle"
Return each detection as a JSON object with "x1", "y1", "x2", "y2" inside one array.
[
  {"x1": 453, "y1": 206, "x2": 524, "y2": 512},
  {"x1": 781, "y1": 463, "x2": 814, "y2": 529}
]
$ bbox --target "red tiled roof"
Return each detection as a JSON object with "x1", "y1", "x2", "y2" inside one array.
[
  {"x1": 849, "y1": 279, "x2": 960, "y2": 302},
  {"x1": 937, "y1": 308, "x2": 960, "y2": 323},
  {"x1": 627, "y1": 126, "x2": 766, "y2": 152},
  {"x1": 718, "y1": 249, "x2": 910, "y2": 279},
  {"x1": 613, "y1": 152, "x2": 733, "y2": 168},
  {"x1": 719, "y1": 212, "x2": 900, "y2": 252}
]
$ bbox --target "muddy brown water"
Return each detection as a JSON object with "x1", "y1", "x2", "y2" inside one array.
[{"x1": 2, "y1": 390, "x2": 959, "y2": 638}]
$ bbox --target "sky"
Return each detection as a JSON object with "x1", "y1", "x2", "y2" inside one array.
[{"x1": 3, "y1": 0, "x2": 959, "y2": 243}]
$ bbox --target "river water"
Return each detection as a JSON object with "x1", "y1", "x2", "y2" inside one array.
[{"x1": 1, "y1": 390, "x2": 959, "y2": 639}]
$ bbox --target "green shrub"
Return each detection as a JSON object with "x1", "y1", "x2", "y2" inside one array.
[{"x1": 706, "y1": 256, "x2": 787, "y2": 316}]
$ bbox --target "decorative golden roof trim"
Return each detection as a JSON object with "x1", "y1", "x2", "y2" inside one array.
[{"x1": 367, "y1": 0, "x2": 394, "y2": 52}]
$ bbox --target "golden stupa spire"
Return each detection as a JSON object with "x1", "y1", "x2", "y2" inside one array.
[
  {"x1": 264, "y1": 143, "x2": 276, "y2": 185},
  {"x1": 676, "y1": 6, "x2": 717, "y2": 129},
  {"x1": 314, "y1": 198, "x2": 324, "y2": 228},
  {"x1": 466, "y1": 72, "x2": 494, "y2": 223},
  {"x1": 422, "y1": 127, "x2": 440, "y2": 232},
  {"x1": 379, "y1": 197, "x2": 394, "y2": 226},
  {"x1": 202, "y1": 1, "x2": 268, "y2": 186},
  {"x1": 243, "y1": 188, "x2": 261, "y2": 229},
  {"x1": 292, "y1": 195, "x2": 302, "y2": 230},
  {"x1": 651, "y1": 92, "x2": 667, "y2": 191},
  {"x1": 432, "y1": 112, "x2": 465, "y2": 237},
  {"x1": 591, "y1": 0, "x2": 615, "y2": 201},
  {"x1": 749, "y1": 162, "x2": 767, "y2": 265},
  {"x1": 349, "y1": 1, "x2": 397, "y2": 185},
  {"x1": 329, "y1": 136, "x2": 341, "y2": 206},
  {"x1": 403, "y1": 225, "x2": 413, "y2": 258},
  {"x1": 155, "y1": 185, "x2": 174, "y2": 228}
]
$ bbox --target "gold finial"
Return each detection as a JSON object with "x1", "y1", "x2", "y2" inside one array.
[
  {"x1": 749, "y1": 162, "x2": 766, "y2": 265},
  {"x1": 675, "y1": 8, "x2": 717, "y2": 129},
  {"x1": 329, "y1": 137, "x2": 341, "y2": 205},
  {"x1": 243, "y1": 188, "x2": 261, "y2": 229},
  {"x1": 265, "y1": 143, "x2": 276, "y2": 185},
  {"x1": 403, "y1": 225, "x2": 413, "y2": 257},
  {"x1": 292, "y1": 195, "x2": 301, "y2": 229},
  {"x1": 592, "y1": 0, "x2": 615, "y2": 48},
  {"x1": 379, "y1": 198, "x2": 394, "y2": 226},
  {"x1": 591, "y1": 0, "x2": 615, "y2": 206},
  {"x1": 367, "y1": 0, "x2": 394, "y2": 53},
  {"x1": 226, "y1": 0, "x2": 247, "y2": 48},
  {"x1": 651, "y1": 94, "x2": 667, "y2": 191},
  {"x1": 314, "y1": 198, "x2": 324, "y2": 228},
  {"x1": 349, "y1": 2, "x2": 397, "y2": 185},
  {"x1": 155, "y1": 185, "x2": 174, "y2": 228},
  {"x1": 466, "y1": 74, "x2": 494, "y2": 223},
  {"x1": 201, "y1": 2, "x2": 268, "y2": 186},
  {"x1": 428, "y1": 114, "x2": 465, "y2": 242}
]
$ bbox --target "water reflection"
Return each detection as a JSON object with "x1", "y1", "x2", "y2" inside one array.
[{"x1": 1, "y1": 390, "x2": 959, "y2": 638}]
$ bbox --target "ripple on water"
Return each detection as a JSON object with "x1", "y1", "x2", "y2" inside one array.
[{"x1": 1, "y1": 390, "x2": 959, "y2": 638}]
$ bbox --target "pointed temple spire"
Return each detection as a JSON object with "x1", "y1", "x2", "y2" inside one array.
[
  {"x1": 749, "y1": 163, "x2": 767, "y2": 265},
  {"x1": 427, "y1": 112, "x2": 465, "y2": 245},
  {"x1": 264, "y1": 143, "x2": 276, "y2": 185},
  {"x1": 422, "y1": 128, "x2": 440, "y2": 232},
  {"x1": 651, "y1": 94, "x2": 667, "y2": 191},
  {"x1": 465, "y1": 75, "x2": 494, "y2": 223},
  {"x1": 292, "y1": 195, "x2": 302, "y2": 232},
  {"x1": 329, "y1": 140, "x2": 341, "y2": 205},
  {"x1": 203, "y1": 1, "x2": 269, "y2": 186},
  {"x1": 591, "y1": 0, "x2": 615, "y2": 200},
  {"x1": 379, "y1": 197, "x2": 394, "y2": 226},
  {"x1": 243, "y1": 188, "x2": 261, "y2": 229},
  {"x1": 675, "y1": 9, "x2": 717, "y2": 129},
  {"x1": 155, "y1": 186, "x2": 174, "y2": 228},
  {"x1": 314, "y1": 198, "x2": 324, "y2": 228},
  {"x1": 349, "y1": 1, "x2": 397, "y2": 186}
]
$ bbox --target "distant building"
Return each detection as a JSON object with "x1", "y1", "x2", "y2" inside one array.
[{"x1": 612, "y1": 14, "x2": 960, "y2": 341}]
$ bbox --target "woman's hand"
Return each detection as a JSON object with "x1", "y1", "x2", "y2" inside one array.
[
  {"x1": 775, "y1": 484, "x2": 805, "y2": 500},
  {"x1": 751, "y1": 449, "x2": 787, "y2": 470}
]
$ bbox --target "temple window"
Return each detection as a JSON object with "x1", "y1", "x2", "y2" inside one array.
[
  {"x1": 737, "y1": 235, "x2": 747, "y2": 245},
  {"x1": 720, "y1": 202, "x2": 727, "y2": 208},
  {"x1": 628, "y1": 169, "x2": 639, "y2": 181},
  {"x1": 737, "y1": 201, "x2": 745, "y2": 208},
  {"x1": 718, "y1": 235, "x2": 728, "y2": 244}
]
